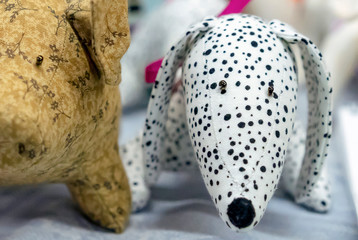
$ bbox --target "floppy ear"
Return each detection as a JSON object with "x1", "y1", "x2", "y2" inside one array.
[
  {"x1": 67, "y1": 0, "x2": 130, "y2": 85},
  {"x1": 269, "y1": 20, "x2": 333, "y2": 204},
  {"x1": 142, "y1": 17, "x2": 218, "y2": 185}
]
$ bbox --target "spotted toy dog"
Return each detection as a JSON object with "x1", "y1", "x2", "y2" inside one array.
[{"x1": 121, "y1": 14, "x2": 333, "y2": 232}]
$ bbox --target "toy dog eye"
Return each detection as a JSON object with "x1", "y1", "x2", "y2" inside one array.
[
  {"x1": 219, "y1": 80, "x2": 227, "y2": 90},
  {"x1": 268, "y1": 86, "x2": 274, "y2": 96},
  {"x1": 36, "y1": 55, "x2": 44, "y2": 66}
]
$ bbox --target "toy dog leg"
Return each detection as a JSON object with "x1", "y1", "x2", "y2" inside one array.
[
  {"x1": 120, "y1": 135, "x2": 150, "y2": 212},
  {"x1": 163, "y1": 84, "x2": 196, "y2": 171},
  {"x1": 67, "y1": 141, "x2": 131, "y2": 233},
  {"x1": 282, "y1": 122, "x2": 332, "y2": 212},
  {"x1": 120, "y1": 83, "x2": 196, "y2": 212}
]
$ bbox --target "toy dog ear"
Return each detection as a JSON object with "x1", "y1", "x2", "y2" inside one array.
[
  {"x1": 269, "y1": 20, "x2": 333, "y2": 204},
  {"x1": 142, "y1": 17, "x2": 218, "y2": 185},
  {"x1": 67, "y1": 0, "x2": 130, "y2": 86}
]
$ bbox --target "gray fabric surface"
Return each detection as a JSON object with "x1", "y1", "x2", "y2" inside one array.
[{"x1": 0, "y1": 97, "x2": 357, "y2": 239}]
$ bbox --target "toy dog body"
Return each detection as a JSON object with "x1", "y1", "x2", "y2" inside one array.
[
  {"x1": 121, "y1": 14, "x2": 333, "y2": 232},
  {"x1": 0, "y1": 0, "x2": 131, "y2": 232}
]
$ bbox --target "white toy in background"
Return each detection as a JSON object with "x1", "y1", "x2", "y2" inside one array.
[
  {"x1": 244, "y1": 0, "x2": 333, "y2": 45},
  {"x1": 120, "y1": 0, "x2": 227, "y2": 108},
  {"x1": 121, "y1": 14, "x2": 333, "y2": 232},
  {"x1": 244, "y1": 0, "x2": 358, "y2": 102},
  {"x1": 321, "y1": 14, "x2": 358, "y2": 102}
]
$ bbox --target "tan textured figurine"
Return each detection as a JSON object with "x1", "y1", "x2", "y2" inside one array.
[{"x1": 0, "y1": 0, "x2": 131, "y2": 233}]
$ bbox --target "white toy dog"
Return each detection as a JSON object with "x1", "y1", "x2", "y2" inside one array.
[{"x1": 121, "y1": 14, "x2": 333, "y2": 232}]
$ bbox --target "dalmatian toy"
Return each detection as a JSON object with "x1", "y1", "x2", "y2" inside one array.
[{"x1": 121, "y1": 14, "x2": 333, "y2": 232}]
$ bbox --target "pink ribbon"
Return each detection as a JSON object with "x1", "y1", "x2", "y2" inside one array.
[{"x1": 145, "y1": 0, "x2": 251, "y2": 83}]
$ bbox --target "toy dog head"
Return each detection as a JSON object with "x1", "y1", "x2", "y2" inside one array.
[{"x1": 143, "y1": 14, "x2": 332, "y2": 232}]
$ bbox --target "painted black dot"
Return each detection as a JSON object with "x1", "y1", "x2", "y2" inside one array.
[
  {"x1": 275, "y1": 131, "x2": 280, "y2": 138},
  {"x1": 224, "y1": 114, "x2": 231, "y2": 121},
  {"x1": 251, "y1": 41, "x2": 258, "y2": 47},
  {"x1": 238, "y1": 122, "x2": 246, "y2": 128},
  {"x1": 204, "y1": 49, "x2": 212, "y2": 56},
  {"x1": 260, "y1": 166, "x2": 266, "y2": 172},
  {"x1": 283, "y1": 105, "x2": 288, "y2": 113}
]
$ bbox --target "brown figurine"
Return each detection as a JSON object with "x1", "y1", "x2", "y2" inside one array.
[{"x1": 0, "y1": 0, "x2": 131, "y2": 233}]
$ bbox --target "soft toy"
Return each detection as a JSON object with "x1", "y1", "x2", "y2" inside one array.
[
  {"x1": 0, "y1": 0, "x2": 131, "y2": 233},
  {"x1": 120, "y1": 0, "x2": 228, "y2": 108},
  {"x1": 121, "y1": 14, "x2": 333, "y2": 232}
]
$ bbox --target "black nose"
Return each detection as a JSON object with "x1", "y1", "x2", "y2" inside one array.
[{"x1": 227, "y1": 198, "x2": 256, "y2": 229}]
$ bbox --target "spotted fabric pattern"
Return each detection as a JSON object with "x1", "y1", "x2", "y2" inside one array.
[
  {"x1": 269, "y1": 20, "x2": 333, "y2": 203},
  {"x1": 281, "y1": 122, "x2": 331, "y2": 212}
]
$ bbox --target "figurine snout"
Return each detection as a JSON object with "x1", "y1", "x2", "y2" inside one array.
[{"x1": 227, "y1": 198, "x2": 256, "y2": 230}]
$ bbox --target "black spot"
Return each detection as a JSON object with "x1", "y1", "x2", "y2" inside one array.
[
  {"x1": 251, "y1": 41, "x2": 258, "y2": 47},
  {"x1": 224, "y1": 114, "x2": 231, "y2": 121},
  {"x1": 275, "y1": 131, "x2": 280, "y2": 138},
  {"x1": 238, "y1": 122, "x2": 246, "y2": 128},
  {"x1": 204, "y1": 49, "x2": 212, "y2": 56},
  {"x1": 260, "y1": 166, "x2": 266, "y2": 172},
  {"x1": 194, "y1": 107, "x2": 198, "y2": 115},
  {"x1": 283, "y1": 105, "x2": 288, "y2": 113}
]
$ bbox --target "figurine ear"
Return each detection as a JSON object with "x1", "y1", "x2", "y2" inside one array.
[
  {"x1": 269, "y1": 20, "x2": 333, "y2": 204},
  {"x1": 142, "y1": 17, "x2": 218, "y2": 185},
  {"x1": 67, "y1": 0, "x2": 130, "y2": 85}
]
